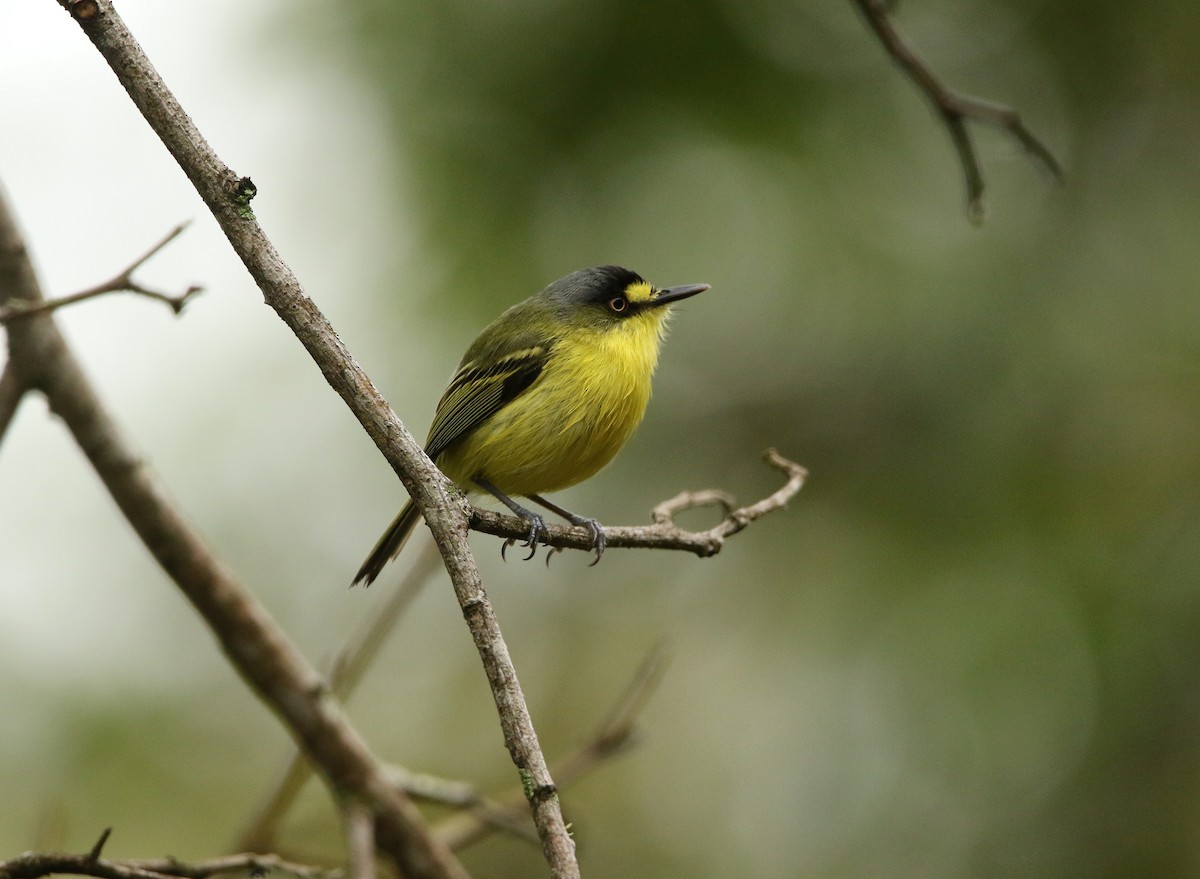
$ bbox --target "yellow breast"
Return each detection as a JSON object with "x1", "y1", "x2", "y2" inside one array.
[{"x1": 438, "y1": 308, "x2": 669, "y2": 497}]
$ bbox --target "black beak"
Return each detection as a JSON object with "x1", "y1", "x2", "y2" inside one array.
[{"x1": 649, "y1": 282, "x2": 710, "y2": 307}]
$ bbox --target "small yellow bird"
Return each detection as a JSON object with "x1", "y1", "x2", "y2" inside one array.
[{"x1": 354, "y1": 265, "x2": 708, "y2": 585}]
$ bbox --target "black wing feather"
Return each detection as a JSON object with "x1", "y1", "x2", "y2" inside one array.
[{"x1": 424, "y1": 346, "x2": 549, "y2": 461}]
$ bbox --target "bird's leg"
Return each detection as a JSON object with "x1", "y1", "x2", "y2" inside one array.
[
  {"x1": 476, "y1": 478, "x2": 547, "y2": 560},
  {"x1": 527, "y1": 494, "x2": 606, "y2": 565}
]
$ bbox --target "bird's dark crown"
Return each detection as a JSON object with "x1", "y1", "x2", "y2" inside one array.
[{"x1": 544, "y1": 266, "x2": 646, "y2": 306}]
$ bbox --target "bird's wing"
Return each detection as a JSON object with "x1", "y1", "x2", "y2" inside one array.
[{"x1": 424, "y1": 344, "x2": 550, "y2": 461}]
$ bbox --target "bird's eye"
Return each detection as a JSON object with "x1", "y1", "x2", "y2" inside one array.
[{"x1": 608, "y1": 295, "x2": 628, "y2": 313}]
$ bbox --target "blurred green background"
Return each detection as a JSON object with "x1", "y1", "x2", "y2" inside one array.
[{"x1": 3, "y1": 0, "x2": 1200, "y2": 877}]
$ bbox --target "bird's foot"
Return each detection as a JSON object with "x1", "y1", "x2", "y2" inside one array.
[
  {"x1": 501, "y1": 512, "x2": 548, "y2": 562},
  {"x1": 569, "y1": 516, "x2": 605, "y2": 566},
  {"x1": 524, "y1": 495, "x2": 605, "y2": 563},
  {"x1": 521, "y1": 512, "x2": 548, "y2": 560}
]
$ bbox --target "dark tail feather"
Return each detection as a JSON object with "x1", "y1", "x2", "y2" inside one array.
[{"x1": 353, "y1": 500, "x2": 423, "y2": 586}]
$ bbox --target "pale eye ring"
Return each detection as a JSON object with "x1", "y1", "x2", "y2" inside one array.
[{"x1": 608, "y1": 295, "x2": 628, "y2": 313}]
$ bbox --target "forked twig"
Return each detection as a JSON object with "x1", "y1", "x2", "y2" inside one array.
[
  {"x1": 470, "y1": 449, "x2": 806, "y2": 560},
  {"x1": 0, "y1": 221, "x2": 201, "y2": 323},
  {"x1": 853, "y1": 0, "x2": 1063, "y2": 219},
  {"x1": 0, "y1": 828, "x2": 341, "y2": 879}
]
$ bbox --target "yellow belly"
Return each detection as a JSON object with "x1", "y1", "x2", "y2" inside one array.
[{"x1": 437, "y1": 319, "x2": 661, "y2": 497}]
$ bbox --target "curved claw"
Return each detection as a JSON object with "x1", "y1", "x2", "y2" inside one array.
[
  {"x1": 500, "y1": 537, "x2": 517, "y2": 562},
  {"x1": 522, "y1": 513, "x2": 547, "y2": 561},
  {"x1": 544, "y1": 545, "x2": 563, "y2": 568},
  {"x1": 580, "y1": 518, "x2": 606, "y2": 567}
]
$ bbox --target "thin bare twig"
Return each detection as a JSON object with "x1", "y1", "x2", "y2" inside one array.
[
  {"x1": 853, "y1": 0, "x2": 1062, "y2": 220},
  {"x1": 436, "y1": 644, "x2": 672, "y2": 850},
  {"x1": 388, "y1": 767, "x2": 540, "y2": 845},
  {"x1": 470, "y1": 449, "x2": 807, "y2": 560},
  {"x1": 0, "y1": 221, "x2": 202, "y2": 322},
  {"x1": 332, "y1": 543, "x2": 533, "y2": 843},
  {"x1": 128, "y1": 855, "x2": 338, "y2": 879},
  {"x1": 342, "y1": 802, "x2": 375, "y2": 879},
  {"x1": 0, "y1": 843, "x2": 341, "y2": 879},
  {"x1": 329, "y1": 540, "x2": 441, "y2": 696}
]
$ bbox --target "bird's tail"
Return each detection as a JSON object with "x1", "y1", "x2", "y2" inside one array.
[{"x1": 353, "y1": 499, "x2": 423, "y2": 586}]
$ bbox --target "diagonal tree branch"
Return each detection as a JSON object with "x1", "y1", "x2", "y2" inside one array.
[
  {"x1": 52, "y1": 1, "x2": 577, "y2": 874},
  {"x1": 0, "y1": 187, "x2": 468, "y2": 879},
  {"x1": 853, "y1": 0, "x2": 1063, "y2": 219}
]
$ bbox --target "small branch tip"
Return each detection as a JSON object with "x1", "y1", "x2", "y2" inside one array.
[
  {"x1": 85, "y1": 827, "x2": 113, "y2": 863},
  {"x1": 854, "y1": 0, "x2": 1061, "y2": 215},
  {"x1": 0, "y1": 221, "x2": 201, "y2": 322}
]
